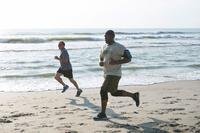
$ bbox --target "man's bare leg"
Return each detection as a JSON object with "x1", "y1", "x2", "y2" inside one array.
[
  {"x1": 101, "y1": 99, "x2": 108, "y2": 114},
  {"x1": 55, "y1": 73, "x2": 65, "y2": 86},
  {"x1": 55, "y1": 73, "x2": 69, "y2": 93},
  {"x1": 69, "y1": 78, "x2": 82, "y2": 97},
  {"x1": 111, "y1": 90, "x2": 140, "y2": 107},
  {"x1": 69, "y1": 78, "x2": 79, "y2": 90}
]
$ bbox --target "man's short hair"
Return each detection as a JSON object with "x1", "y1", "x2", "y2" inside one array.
[
  {"x1": 105, "y1": 30, "x2": 115, "y2": 38},
  {"x1": 59, "y1": 41, "x2": 65, "y2": 46}
]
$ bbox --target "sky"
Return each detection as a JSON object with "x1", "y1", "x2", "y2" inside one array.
[{"x1": 0, "y1": 0, "x2": 199, "y2": 29}]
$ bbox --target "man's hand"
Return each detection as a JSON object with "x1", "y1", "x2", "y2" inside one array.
[
  {"x1": 109, "y1": 58, "x2": 118, "y2": 65},
  {"x1": 54, "y1": 56, "x2": 60, "y2": 60},
  {"x1": 99, "y1": 61, "x2": 104, "y2": 66}
]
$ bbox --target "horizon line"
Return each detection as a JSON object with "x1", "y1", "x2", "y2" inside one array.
[{"x1": 1, "y1": 27, "x2": 200, "y2": 30}]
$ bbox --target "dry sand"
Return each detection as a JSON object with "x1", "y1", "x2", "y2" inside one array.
[{"x1": 0, "y1": 80, "x2": 200, "y2": 133}]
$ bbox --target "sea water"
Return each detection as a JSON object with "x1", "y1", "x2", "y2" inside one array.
[{"x1": 0, "y1": 28, "x2": 200, "y2": 92}]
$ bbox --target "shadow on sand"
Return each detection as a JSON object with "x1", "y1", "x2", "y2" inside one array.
[
  {"x1": 67, "y1": 96, "x2": 168, "y2": 133},
  {"x1": 67, "y1": 96, "x2": 120, "y2": 117},
  {"x1": 107, "y1": 118, "x2": 168, "y2": 133}
]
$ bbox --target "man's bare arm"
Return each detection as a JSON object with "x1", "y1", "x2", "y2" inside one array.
[
  {"x1": 109, "y1": 50, "x2": 132, "y2": 65},
  {"x1": 55, "y1": 56, "x2": 68, "y2": 64},
  {"x1": 109, "y1": 58, "x2": 131, "y2": 65}
]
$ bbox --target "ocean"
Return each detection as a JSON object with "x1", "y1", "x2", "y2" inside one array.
[{"x1": 0, "y1": 28, "x2": 200, "y2": 92}]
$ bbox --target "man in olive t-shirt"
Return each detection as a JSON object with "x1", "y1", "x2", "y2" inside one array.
[{"x1": 94, "y1": 30, "x2": 140, "y2": 120}]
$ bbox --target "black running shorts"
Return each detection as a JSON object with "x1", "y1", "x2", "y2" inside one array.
[{"x1": 57, "y1": 68, "x2": 73, "y2": 79}]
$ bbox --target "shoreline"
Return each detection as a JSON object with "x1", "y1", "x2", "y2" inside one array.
[{"x1": 0, "y1": 79, "x2": 199, "y2": 93}]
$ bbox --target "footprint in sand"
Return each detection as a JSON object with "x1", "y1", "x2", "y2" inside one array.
[
  {"x1": 154, "y1": 108, "x2": 185, "y2": 115},
  {"x1": 42, "y1": 106, "x2": 49, "y2": 109},
  {"x1": 71, "y1": 108, "x2": 86, "y2": 111},
  {"x1": 105, "y1": 123, "x2": 141, "y2": 131},
  {"x1": 37, "y1": 124, "x2": 53, "y2": 128},
  {"x1": 14, "y1": 128, "x2": 21, "y2": 131},
  {"x1": 133, "y1": 111, "x2": 139, "y2": 114},
  {"x1": 186, "y1": 98, "x2": 198, "y2": 101},
  {"x1": 169, "y1": 101, "x2": 179, "y2": 104},
  {"x1": 120, "y1": 116, "x2": 132, "y2": 120},
  {"x1": 162, "y1": 96, "x2": 174, "y2": 99},
  {"x1": 64, "y1": 130, "x2": 77, "y2": 133},
  {"x1": 79, "y1": 123, "x2": 85, "y2": 126},
  {"x1": 56, "y1": 123, "x2": 72, "y2": 130},
  {"x1": 3, "y1": 113, "x2": 34, "y2": 119},
  {"x1": 95, "y1": 130, "x2": 122, "y2": 133},
  {"x1": 173, "y1": 129, "x2": 182, "y2": 132},
  {"x1": 15, "y1": 122, "x2": 30, "y2": 127},
  {"x1": 161, "y1": 108, "x2": 185, "y2": 112},
  {"x1": 177, "y1": 112, "x2": 187, "y2": 115},
  {"x1": 55, "y1": 111, "x2": 73, "y2": 115},
  {"x1": 121, "y1": 112, "x2": 127, "y2": 114},
  {"x1": 79, "y1": 114, "x2": 87, "y2": 117},
  {"x1": 162, "y1": 100, "x2": 179, "y2": 105},
  {"x1": 20, "y1": 129, "x2": 25, "y2": 133},
  {"x1": 40, "y1": 111, "x2": 46, "y2": 113},
  {"x1": 0, "y1": 118, "x2": 12, "y2": 123},
  {"x1": 194, "y1": 116, "x2": 200, "y2": 119},
  {"x1": 10, "y1": 111, "x2": 19, "y2": 114},
  {"x1": 189, "y1": 111, "x2": 196, "y2": 113},
  {"x1": 91, "y1": 106, "x2": 98, "y2": 109},
  {"x1": 58, "y1": 117, "x2": 66, "y2": 120},
  {"x1": 92, "y1": 98, "x2": 96, "y2": 101},
  {"x1": 32, "y1": 105, "x2": 39, "y2": 109},
  {"x1": 159, "y1": 122, "x2": 190, "y2": 133},
  {"x1": 64, "y1": 112, "x2": 74, "y2": 114},
  {"x1": 170, "y1": 118, "x2": 182, "y2": 121},
  {"x1": 169, "y1": 123, "x2": 180, "y2": 127},
  {"x1": 158, "y1": 123, "x2": 168, "y2": 128},
  {"x1": 148, "y1": 112, "x2": 154, "y2": 114},
  {"x1": 127, "y1": 103, "x2": 133, "y2": 106},
  {"x1": 195, "y1": 121, "x2": 200, "y2": 127},
  {"x1": 54, "y1": 106, "x2": 67, "y2": 109}
]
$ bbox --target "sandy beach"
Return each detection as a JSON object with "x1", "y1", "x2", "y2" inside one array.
[{"x1": 0, "y1": 80, "x2": 200, "y2": 133}]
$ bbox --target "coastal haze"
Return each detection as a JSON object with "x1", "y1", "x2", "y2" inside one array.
[
  {"x1": 0, "y1": 0, "x2": 200, "y2": 29},
  {"x1": 0, "y1": 28, "x2": 200, "y2": 92}
]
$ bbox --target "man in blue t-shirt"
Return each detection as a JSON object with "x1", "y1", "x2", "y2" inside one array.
[{"x1": 54, "y1": 41, "x2": 82, "y2": 97}]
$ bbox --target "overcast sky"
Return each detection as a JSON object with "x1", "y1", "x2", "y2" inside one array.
[{"x1": 0, "y1": 0, "x2": 199, "y2": 29}]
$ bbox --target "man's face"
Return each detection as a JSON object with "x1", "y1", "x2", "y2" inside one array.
[
  {"x1": 58, "y1": 43, "x2": 64, "y2": 50},
  {"x1": 105, "y1": 33, "x2": 114, "y2": 44}
]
